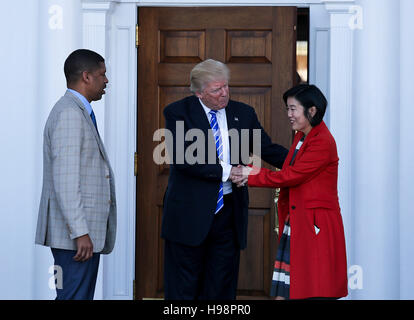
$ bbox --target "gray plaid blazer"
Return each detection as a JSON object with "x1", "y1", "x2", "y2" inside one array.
[{"x1": 35, "y1": 90, "x2": 116, "y2": 254}]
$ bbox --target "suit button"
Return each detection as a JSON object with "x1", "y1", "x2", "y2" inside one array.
[
  {"x1": 108, "y1": 200, "x2": 112, "y2": 205},
  {"x1": 106, "y1": 175, "x2": 110, "y2": 179},
  {"x1": 291, "y1": 205, "x2": 296, "y2": 210}
]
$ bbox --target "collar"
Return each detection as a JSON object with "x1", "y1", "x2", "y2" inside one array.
[
  {"x1": 198, "y1": 98, "x2": 226, "y2": 117},
  {"x1": 67, "y1": 88, "x2": 93, "y2": 115}
]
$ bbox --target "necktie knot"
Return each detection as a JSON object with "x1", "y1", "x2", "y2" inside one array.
[{"x1": 209, "y1": 110, "x2": 218, "y2": 120}]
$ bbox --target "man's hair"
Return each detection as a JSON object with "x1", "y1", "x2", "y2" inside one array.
[
  {"x1": 64, "y1": 49, "x2": 105, "y2": 85},
  {"x1": 190, "y1": 59, "x2": 230, "y2": 93}
]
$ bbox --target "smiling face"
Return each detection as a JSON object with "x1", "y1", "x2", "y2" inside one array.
[
  {"x1": 286, "y1": 96, "x2": 315, "y2": 135},
  {"x1": 195, "y1": 79, "x2": 229, "y2": 110}
]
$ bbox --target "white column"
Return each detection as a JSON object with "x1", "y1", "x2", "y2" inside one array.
[
  {"x1": 309, "y1": 3, "x2": 330, "y2": 115},
  {"x1": 34, "y1": 0, "x2": 83, "y2": 299},
  {"x1": 399, "y1": 0, "x2": 414, "y2": 300},
  {"x1": 0, "y1": 0, "x2": 41, "y2": 299},
  {"x1": 82, "y1": 0, "x2": 137, "y2": 300},
  {"x1": 322, "y1": 0, "x2": 355, "y2": 298},
  {"x1": 352, "y1": 0, "x2": 400, "y2": 299},
  {"x1": 82, "y1": 1, "x2": 114, "y2": 142},
  {"x1": 81, "y1": 1, "x2": 115, "y2": 300}
]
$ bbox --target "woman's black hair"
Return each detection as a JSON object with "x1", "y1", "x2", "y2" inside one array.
[{"x1": 283, "y1": 84, "x2": 327, "y2": 127}]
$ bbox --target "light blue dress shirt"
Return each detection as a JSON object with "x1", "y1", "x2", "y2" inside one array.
[{"x1": 67, "y1": 88, "x2": 94, "y2": 116}]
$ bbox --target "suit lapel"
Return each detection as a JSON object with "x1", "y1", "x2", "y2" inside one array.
[
  {"x1": 189, "y1": 97, "x2": 219, "y2": 163},
  {"x1": 225, "y1": 103, "x2": 240, "y2": 165},
  {"x1": 191, "y1": 97, "x2": 211, "y2": 132},
  {"x1": 225, "y1": 102, "x2": 240, "y2": 131},
  {"x1": 65, "y1": 91, "x2": 109, "y2": 162},
  {"x1": 288, "y1": 122, "x2": 326, "y2": 165},
  {"x1": 283, "y1": 131, "x2": 303, "y2": 168}
]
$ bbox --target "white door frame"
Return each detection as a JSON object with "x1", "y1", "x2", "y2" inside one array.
[{"x1": 81, "y1": 0, "x2": 355, "y2": 299}]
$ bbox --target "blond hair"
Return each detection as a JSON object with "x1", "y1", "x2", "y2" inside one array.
[{"x1": 190, "y1": 59, "x2": 230, "y2": 93}]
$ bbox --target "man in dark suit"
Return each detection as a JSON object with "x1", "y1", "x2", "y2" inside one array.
[{"x1": 162, "y1": 59, "x2": 288, "y2": 300}]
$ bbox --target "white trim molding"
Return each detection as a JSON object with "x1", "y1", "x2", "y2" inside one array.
[
  {"x1": 321, "y1": 1, "x2": 355, "y2": 298},
  {"x1": 82, "y1": 0, "x2": 137, "y2": 300},
  {"x1": 118, "y1": 0, "x2": 322, "y2": 5}
]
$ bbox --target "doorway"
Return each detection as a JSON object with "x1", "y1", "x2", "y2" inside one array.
[
  {"x1": 135, "y1": 6, "x2": 297, "y2": 299},
  {"x1": 297, "y1": 8, "x2": 309, "y2": 84}
]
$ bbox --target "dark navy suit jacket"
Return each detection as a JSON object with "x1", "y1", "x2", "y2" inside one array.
[{"x1": 161, "y1": 95, "x2": 288, "y2": 249}]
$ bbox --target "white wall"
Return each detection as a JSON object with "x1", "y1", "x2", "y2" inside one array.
[
  {"x1": 0, "y1": 0, "x2": 102, "y2": 299},
  {"x1": 0, "y1": 0, "x2": 40, "y2": 299},
  {"x1": 351, "y1": 0, "x2": 401, "y2": 299},
  {"x1": 398, "y1": 0, "x2": 414, "y2": 300}
]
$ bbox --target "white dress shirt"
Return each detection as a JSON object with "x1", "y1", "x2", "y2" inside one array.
[{"x1": 199, "y1": 99, "x2": 233, "y2": 195}]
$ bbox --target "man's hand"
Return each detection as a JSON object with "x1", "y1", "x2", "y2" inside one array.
[
  {"x1": 229, "y1": 165, "x2": 252, "y2": 187},
  {"x1": 73, "y1": 234, "x2": 94, "y2": 262}
]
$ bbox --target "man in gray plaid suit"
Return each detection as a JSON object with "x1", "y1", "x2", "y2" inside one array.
[{"x1": 35, "y1": 49, "x2": 116, "y2": 300}]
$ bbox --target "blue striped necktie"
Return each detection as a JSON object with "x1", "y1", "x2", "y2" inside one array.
[{"x1": 209, "y1": 110, "x2": 224, "y2": 214}]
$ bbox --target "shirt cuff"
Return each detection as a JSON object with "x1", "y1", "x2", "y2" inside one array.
[{"x1": 220, "y1": 161, "x2": 232, "y2": 182}]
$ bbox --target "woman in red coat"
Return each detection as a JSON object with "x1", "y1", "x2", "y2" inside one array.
[{"x1": 235, "y1": 84, "x2": 348, "y2": 299}]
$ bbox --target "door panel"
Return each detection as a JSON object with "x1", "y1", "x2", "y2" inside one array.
[{"x1": 136, "y1": 6, "x2": 296, "y2": 299}]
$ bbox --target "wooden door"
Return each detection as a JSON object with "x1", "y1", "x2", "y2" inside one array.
[{"x1": 136, "y1": 6, "x2": 296, "y2": 299}]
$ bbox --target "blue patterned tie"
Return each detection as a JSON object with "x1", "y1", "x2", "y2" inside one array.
[{"x1": 209, "y1": 110, "x2": 224, "y2": 214}]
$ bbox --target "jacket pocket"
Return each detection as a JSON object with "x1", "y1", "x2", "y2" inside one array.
[{"x1": 305, "y1": 208, "x2": 323, "y2": 237}]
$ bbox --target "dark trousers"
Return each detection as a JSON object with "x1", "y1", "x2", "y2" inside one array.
[
  {"x1": 164, "y1": 194, "x2": 240, "y2": 300},
  {"x1": 51, "y1": 248, "x2": 100, "y2": 300}
]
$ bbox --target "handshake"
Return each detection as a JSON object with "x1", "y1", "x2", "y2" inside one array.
[{"x1": 229, "y1": 165, "x2": 253, "y2": 187}]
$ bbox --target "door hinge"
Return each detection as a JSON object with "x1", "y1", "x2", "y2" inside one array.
[
  {"x1": 135, "y1": 25, "x2": 139, "y2": 47},
  {"x1": 134, "y1": 152, "x2": 138, "y2": 176}
]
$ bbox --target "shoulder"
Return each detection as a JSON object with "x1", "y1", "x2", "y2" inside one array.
[
  {"x1": 317, "y1": 122, "x2": 335, "y2": 142},
  {"x1": 308, "y1": 122, "x2": 338, "y2": 152},
  {"x1": 56, "y1": 97, "x2": 83, "y2": 117},
  {"x1": 164, "y1": 95, "x2": 198, "y2": 117},
  {"x1": 226, "y1": 100, "x2": 258, "y2": 124},
  {"x1": 228, "y1": 99, "x2": 255, "y2": 114},
  {"x1": 47, "y1": 94, "x2": 85, "y2": 128}
]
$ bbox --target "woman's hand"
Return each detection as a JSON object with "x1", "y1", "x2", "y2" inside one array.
[{"x1": 229, "y1": 165, "x2": 253, "y2": 187}]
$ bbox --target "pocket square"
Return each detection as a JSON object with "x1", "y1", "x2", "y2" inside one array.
[{"x1": 234, "y1": 117, "x2": 239, "y2": 121}]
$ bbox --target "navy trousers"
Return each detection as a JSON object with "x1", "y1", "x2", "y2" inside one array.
[
  {"x1": 164, "y1": 194, "x2": 240, "y2": 300},
  {"x1": 51, "y1": 248, "x2": 100, "y2": 300}
]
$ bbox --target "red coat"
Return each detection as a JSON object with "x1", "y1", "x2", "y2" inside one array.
[{"x1": 248, "y1": 121, "x2": 348, "y2": 299}]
